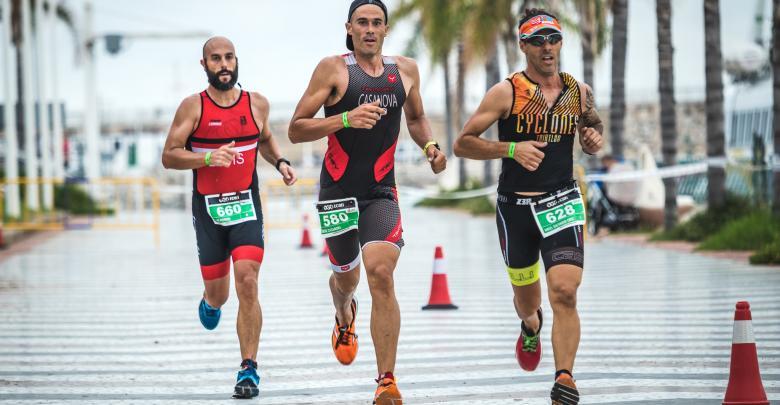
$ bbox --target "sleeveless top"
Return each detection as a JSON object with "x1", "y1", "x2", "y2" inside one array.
[
  {"x1": 187, "y1": 90, "x2": 261, "y2": 196},
  {"x1": 321, "y1": 53, "x2": 407, "y2": 200},
  {"x1": 497, "y1": 71, "x2": 582, "y2": 192}
]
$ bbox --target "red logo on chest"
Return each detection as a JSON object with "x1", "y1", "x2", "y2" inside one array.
[{"x1": 387, "y1": 74, "x2": 397, "y2": 84}]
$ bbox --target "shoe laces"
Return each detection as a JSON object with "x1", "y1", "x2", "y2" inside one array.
[
  {"x1": 375, "y1": 372, "x2": 395, "y2": 385},
  {"x1": 521, "y1": 332, "x2": 539, "y2": 352},
  {"x1": 335, "y1": 326, "x2": 355, "y2": 348},
  {"x1": 202, "y1": 300, "x2": 219, "y2": 316}
]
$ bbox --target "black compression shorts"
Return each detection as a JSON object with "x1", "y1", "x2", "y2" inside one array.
[
  {"x1": 495, "y1": 182, "x2": 584, "y2": 281},
  {"x1": 191, "y1": 190, "x2": 265, "y2": 280},
  {"x1": 319, "y1": 185, "x2": 404, "y2": 272}
]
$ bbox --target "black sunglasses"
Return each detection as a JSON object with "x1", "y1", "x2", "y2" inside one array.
[{"x1": 523, "y1": 33, "x2": 563, "y2": 46}]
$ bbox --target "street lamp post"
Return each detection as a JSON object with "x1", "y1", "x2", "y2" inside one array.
[{"x1": 83, "y1": 0, "x2": 99, "y2": 180}]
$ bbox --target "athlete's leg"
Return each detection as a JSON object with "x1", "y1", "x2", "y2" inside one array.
[
  {"x1": 233, "y1": 258, "x2": 262, "y2": 361},
  {"x1": 362, "y1": 242, "x2": 401, "y2": 375},
  {"x1": 331, "y1": 267, "x2": 360, "y2": 325},
  {"x1": 546, "y1": 264, "x2": 583, "y2": 373},
  {"x1": 325, "y1": 230, "x2": 362, "y2": 326},
  {"x1": 540, "y1": 222, "x2": 585, "y2": 374},
  {"x1": 229, "y1": 226, "x2": 264, "y2": 398},
  {"x1": 194, "y1": 195, "x2": 231, "y2": 308},
  {"x1": 512, "y1": 281, "x2": 542, "y2": 330},
  {"x1": 324, "y1": 228, "x2": 362, "y2": 365},
  {"x1": 496, "y1": 200, "x2": 543, "y2": 333},
  {"x1": 202, "y1": 261, "x2": 230, "y2": 308}
]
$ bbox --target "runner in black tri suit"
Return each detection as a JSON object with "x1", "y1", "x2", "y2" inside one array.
[
  {"x1": 453, "y1": 9, "x2": 603, "y2": 405},
  {"x1": 161, "y1": 36, "x2": 297, "y2": 399},
  {"x1": 289, "y1": 1, "x2": 445, "y2": 403}
]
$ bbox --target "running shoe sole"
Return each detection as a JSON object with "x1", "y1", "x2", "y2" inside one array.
[{"x1": 551, "y1": 378, "x2": 579, "y2": 405}]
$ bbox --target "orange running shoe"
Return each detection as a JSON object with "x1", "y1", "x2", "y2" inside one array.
[
  {"x1": 331, "y1": 298, "x2": 358, "y2": 365},
  {"x1": 373, "y1": 372, "x2": 402, "y2": 405},
  {"x1": 551, "y1": 372, "x2": 579, "y2": 405}
]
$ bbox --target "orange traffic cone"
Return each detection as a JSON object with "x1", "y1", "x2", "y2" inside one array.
[
  {"x1": 422, "y1": 246, "x2": 457, "y2": 310},
  {"x1": 723, "y1": 301, "x2": 769, "y2": 405},
  {"x1": 299, "y1": 214, "x2": 314, "y2": 249},
  {"x1": 321, "y1": 242, "x2": 330, "y2": 257}
]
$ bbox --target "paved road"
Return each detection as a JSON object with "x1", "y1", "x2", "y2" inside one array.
[{"x1": 0, "y1": 204, "x2": 778, "y2": 404}]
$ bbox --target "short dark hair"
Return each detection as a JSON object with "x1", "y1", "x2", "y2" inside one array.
[{"x1": 518, "y1": 8, "x2": 559, "y2": 29}]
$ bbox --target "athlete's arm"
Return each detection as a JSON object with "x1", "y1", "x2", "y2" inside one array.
[
  {"x1": 454, "y1": 81, "x2": 547, "y2": 171},
  {"x1": 397, "y1": 56, "x2": 446, "y2": 174},
  {"x1": 288, "y1": 56, "x2": 387, "y2": 143},
  {"x1": 161, "y1": 94, "x2": 237, "y2": 169},
  {"x1": 578, "y1": 83, "x2": 604, "y2": 155},
  {"x1": 252, "y1": 92, "x2": 297, "y2": 186}
]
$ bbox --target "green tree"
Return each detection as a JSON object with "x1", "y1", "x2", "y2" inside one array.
[
  {"x1": 395, "y1": 0, "x2": 466, "y2": 158},
  {"x1": 573, "y1": 0, "x2": 608, "y2": 93},
  {"x1": 394, "y1": 0, "x2": 471, "y2": 188}
]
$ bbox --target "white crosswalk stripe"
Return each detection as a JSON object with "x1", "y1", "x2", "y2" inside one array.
[{"x1": 0, "y1": 206, "x2": 778, "y2": 404}]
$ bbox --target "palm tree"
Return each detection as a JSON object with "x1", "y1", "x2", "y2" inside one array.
[
  {"x1": 462, "y1": 0, "x2": 515, "y2": 186},
  {"x1": 395, "y1": 0, "x2": 464, "y2": 158},
  {"x1": 482, "y1": 48, "x2": 501, "y2": 185},
  {"x1": 455, "y1": 40, "x2": 468, "y2": 188},
  {"x1": 657, "y1": 0, "x2": 677, "y2": 230},
  {"x1": 773, "y1": 0, "x2": 780, "y2": 215},
  {"x1": 704, "y1": 0, "x2": 726, "y2": 208},
  {"x1": 609, "y1": 0, "x2": 627, "y2": 157},
  {"x1": 394, "y1": 0, "x2": 472, "y2": 188},
  {"x1": 573, "y1": 0, "x2": 608, "y2": 93}
]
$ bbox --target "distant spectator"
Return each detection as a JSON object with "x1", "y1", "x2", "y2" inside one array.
[{"x1": 601, "y1": 155, "x2": 639, "y2": 207}]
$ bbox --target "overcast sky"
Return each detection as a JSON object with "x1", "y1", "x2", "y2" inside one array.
[{"x1": 6, "y1": 0, "x2": 775, "y2": 123}]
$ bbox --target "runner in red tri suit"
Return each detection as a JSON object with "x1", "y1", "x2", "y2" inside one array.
[{"x1": 161, "y1": 36, "x2": 296, "y2": 399}]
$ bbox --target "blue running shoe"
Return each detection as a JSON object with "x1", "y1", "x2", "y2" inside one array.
[
  {"x1": 233, "y1": 359, "x2": 260, "y2": 399},
  {"x1": 198, "y1": 297, "x2": 221, "y2": 330}
]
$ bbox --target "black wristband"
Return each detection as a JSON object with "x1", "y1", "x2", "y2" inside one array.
[{"x1": 275, "y1": 158, "x2": 291, "y2": 171}]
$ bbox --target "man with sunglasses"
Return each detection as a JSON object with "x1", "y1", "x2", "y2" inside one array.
[{"x1": 454, "y1": 8, "x2": 603, "y2": 405}]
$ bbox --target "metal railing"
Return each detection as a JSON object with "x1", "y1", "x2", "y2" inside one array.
[{"x1": 1, "y1": 177, "x2": 160, "y2": 246}]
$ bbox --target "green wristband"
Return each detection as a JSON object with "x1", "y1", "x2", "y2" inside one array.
[
  {"x1": 204, "y1": 151, "x2": 212, "y2": 166},
  {"x1": 342, "y1": 111, "x2": 351, "y2": 128},
  {"x1": 507, "y1": 142, "x2": 516, "y2": 158}
]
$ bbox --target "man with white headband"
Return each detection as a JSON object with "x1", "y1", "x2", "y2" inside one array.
[{"x1": 454, "y1": 8, "x2": 604, "y2": 405}]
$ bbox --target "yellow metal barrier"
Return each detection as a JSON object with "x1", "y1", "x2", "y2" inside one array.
[
  {"x1": 0, "y1": 177, "x2": 160, "y2": 247},
  {"x1": 260, "y1": 178, "x2": 319, "y2": 229}
]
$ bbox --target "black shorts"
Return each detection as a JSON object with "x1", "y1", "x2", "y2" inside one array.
[
  {"x1": 495, "y1": 183, "x2": 584, "y2": 274},
  {"x1": 319, "y1": 185, "x2": 404, "y2": 272},
  {"x1": 191, "y1": 190, "x2": 265, "y2": 280}
]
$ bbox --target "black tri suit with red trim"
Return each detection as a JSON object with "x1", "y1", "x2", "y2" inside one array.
[
  {"x1": 187, "y1": 90, "x2": 265, "y2": 280},
  {"x1": 319, "y1": 53, "x2": 406, "y2": 272}
]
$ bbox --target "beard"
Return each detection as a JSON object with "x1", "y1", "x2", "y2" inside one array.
[{"x1": 206, "y1": 62, "x2": 239, "y2": 91}]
